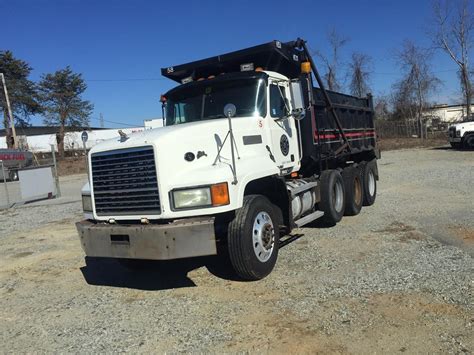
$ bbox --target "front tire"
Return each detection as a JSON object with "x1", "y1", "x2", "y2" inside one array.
[
  {"x1": 227, "y1": 195, "x2": 280, "y2": 281},
  {"x1": 463, "y1": 134, "x2": 474, "y2": 150},
  {"x1": 450, "y1": 142, "x2": 461, "y2": 149}
]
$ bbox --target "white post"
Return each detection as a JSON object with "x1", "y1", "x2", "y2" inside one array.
[
  {"x1": 0, "y1": 160, "x2": 10, "y2": 207},
  {"x1": 50, "y1": 145, "x2": 61, "y2": 198},
  {"x1": 0, "y1": 73, "x2": 18, "y2": 149}
]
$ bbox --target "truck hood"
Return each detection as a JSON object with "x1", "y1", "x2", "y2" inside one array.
[
  {"x1": 89, "y1": 118, "x2": 246, "y2": 154},
  {"x1": 449, "y1": 121, "x2": 474, "y2": 129},
  {"x1": 87, "y1": 116, "x2": 279, "y2": 220}
]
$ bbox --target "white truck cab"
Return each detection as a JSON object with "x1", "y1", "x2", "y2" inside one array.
[{"x1": 81, "y1": 70, "x2": 302, "y2": 221}]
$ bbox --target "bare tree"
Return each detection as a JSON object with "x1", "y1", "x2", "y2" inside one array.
[
  {"x1": 315, "y1": 28, "x2": 349, "y2": 91},
  {"x1": 348, "y1": 52, "x2": 372, "y2": 97},
  {"x1": 374, "y1": 94, "x2": 390, "y2": 120},
  {"x1": 432, "y1": 0, "x2": 474, "y2": 121},
  {"x1": 394, "y1": 41, "x2": 441, "y2": 139}
]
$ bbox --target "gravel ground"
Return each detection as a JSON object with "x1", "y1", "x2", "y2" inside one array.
[{"x1": 0, "y1": 147, "x2": 473, "y2": 353}]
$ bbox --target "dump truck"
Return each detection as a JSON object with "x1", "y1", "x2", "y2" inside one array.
[
  {"x1": 76, "y1": 38, "x2": 379, "y2": 280},
  {"x1": 0, "y1": 149, "x2": 34, "y2": 181}
]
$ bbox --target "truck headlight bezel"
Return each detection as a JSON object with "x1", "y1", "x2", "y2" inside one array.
[
  {"x1": 171, "y1": 182, "x2": 229, "y2": 211},
  {"x1": 82, "y1": 194, "x2": 93, "y2": 212}
]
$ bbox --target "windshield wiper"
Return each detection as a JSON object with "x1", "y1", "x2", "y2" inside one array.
[{"x1": 204, "y1": 114, "x2": 226, "y2": 119}]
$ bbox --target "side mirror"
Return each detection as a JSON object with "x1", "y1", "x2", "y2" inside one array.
[
  {"x1": 284, "y1": 98, "x2": 290, "y2": 116},
  {"x1": 224, "y1": 103, "x2": 236, "y2": 118},
  {"x1": 289, "y1": 80, "x2": 306, "y2": 120}
]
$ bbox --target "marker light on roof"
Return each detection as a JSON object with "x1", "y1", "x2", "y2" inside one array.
[
  {"x1": 240, "y1": 63, "x2": 254, "y2": 71},
  {"x1": 181, "y1": 76, "x2": 193, "y2": 84}
]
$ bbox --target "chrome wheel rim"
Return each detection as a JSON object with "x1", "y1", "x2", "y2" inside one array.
[
  {"x1": 333, "y1": 180, "x2": 344, "y2": 213},
  {"x1": 252, "y1": 211, "x2": 275, "y2": 262},
  {"x1": 368, "y1": 171, "x2": 376, "y2": 196}
]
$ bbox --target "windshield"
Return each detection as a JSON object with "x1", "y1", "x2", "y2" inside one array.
[{"x1": 165, "y1": 78, "x2": 266, "y2": 126}]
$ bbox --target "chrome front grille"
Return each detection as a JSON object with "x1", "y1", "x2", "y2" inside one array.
[
  {"x1": 91, "y1": 146, "x2": 160, "y2": 216},
  {"x1": 449, "y1": 127, "x2": 456, "y2": 137}
]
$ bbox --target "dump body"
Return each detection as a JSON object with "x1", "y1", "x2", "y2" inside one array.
[{"x1": 298, "y1": 85, "x2": 376, "y2": 175}]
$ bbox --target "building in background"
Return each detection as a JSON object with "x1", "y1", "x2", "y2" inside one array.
[
  {"x1": 144, "y1": 118, "x2": 164, "y2": 130},
  {"x1": 0, "y1": 118, "x2": 164, "y2": 152},
  {"x1": 425, "y1": 103, "x2": 474, "y2": 124}
]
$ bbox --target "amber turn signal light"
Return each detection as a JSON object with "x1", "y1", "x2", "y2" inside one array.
[
  {"x1": 211, "y1": 182, "x2": 230, "y2": 206},
  {"x1": 301, "y1": 61, "x2": 311, "y2": 73}
]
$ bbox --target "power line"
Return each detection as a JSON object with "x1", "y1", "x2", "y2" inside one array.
[{"x1": 89, "y1": 116, "x2": 141, "y2": 128}]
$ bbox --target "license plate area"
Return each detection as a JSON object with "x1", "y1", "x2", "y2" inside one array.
[{"x1": 110, "y1": 234, "x2": 130, "y2": 245}]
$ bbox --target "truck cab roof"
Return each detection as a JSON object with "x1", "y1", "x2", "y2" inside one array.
[{"x1": 161, "y1": 40, "x2": 302, "y2": 84}]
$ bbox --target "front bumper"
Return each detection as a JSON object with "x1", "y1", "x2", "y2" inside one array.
[
  {"x1": 76, "y1": 217, "x2": 216, "y2": 260},
  {"x1": 448, "y1": 137, "x2": 461, "y2": 143}
]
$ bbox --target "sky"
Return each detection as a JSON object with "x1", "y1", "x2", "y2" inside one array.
[{"x1": 1, "y1": 0, "x2": 467, "y2": 128}]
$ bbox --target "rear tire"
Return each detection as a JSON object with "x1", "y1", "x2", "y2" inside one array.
[
  {"x1": 319, "y1": 170, "x2": 345, "y2": 225},
  {"x1": 227, "y1": 195, "x2": 280, "y2": 281},
  {"x1": 463, "y1": 134, "x2": 474, "y2": 150},
  {"x1": 342, "y1": 166, "x2": 363, "y2": 216},
  {"x1": 361, "y1": 160, "x2": 377, "y2": 206}
]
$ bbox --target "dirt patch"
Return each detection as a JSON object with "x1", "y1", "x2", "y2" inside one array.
[
  {"x1": 376, "y1": 222, "x2": 425, "y2": 243},
  {"x1": 377, "y1": 221, "x2": 416, "y2": 233},
  {"x1": 378, "y1": 138, "x2": 446, "y2": 151},
  {"x1": 12, "y1": 251, "x2": 33, "y2": 258},
  {"x1": 448, "y1": 226, "x2": 474, "y2": 246}
]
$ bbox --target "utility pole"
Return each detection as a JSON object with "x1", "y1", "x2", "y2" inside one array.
[
  {"x1": 100, "y1": 113, "x2": 104, "y2": 128},
  {"x1": 0, "y1": 73, "x2": 18, "y2": 149}
]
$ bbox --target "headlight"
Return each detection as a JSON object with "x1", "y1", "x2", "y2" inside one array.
[
  {"x1": 172, "y1": 182, "x2": 229, "y2": 210},
  {"x1": 456, "y1": 130, "x2": 461, "y2": 137},
  {"x1": 82, "y1": 194, "x2": 93, "y2": 212},
  {"x1": 173, "y1": 187, "x2": 212, "y2": 209}
]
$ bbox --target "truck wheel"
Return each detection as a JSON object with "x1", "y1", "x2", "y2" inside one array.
[
  {"x1": 362, "y1": 160, "x2": 377, "y2": 206},
  {"x1": 319, "y1": 170, "x2": 345, "y2": 225},
  {"x1": 9, "y1": 171, "x2": 18, "y2": 181},
  {"x1": 342, "y1": 166, "x2": 363, "y2": 216},
  {"x1": 463, "y1": 134, "x2": 474, "y2": 150},
  {"x1": 450, "y1": 142, "x2": 461, "y2": 149},
  {"x1": 227, "y1": 195, "x2": 280, "y2": 281}
]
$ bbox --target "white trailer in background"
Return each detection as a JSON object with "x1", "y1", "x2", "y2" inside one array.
[{"x1": 0, "y1": 124, "x2": 163, "y2": 153}]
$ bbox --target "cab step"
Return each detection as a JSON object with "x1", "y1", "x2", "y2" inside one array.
[{"x1": 294, "y1": 210, "x2": 324, "y2": 227}]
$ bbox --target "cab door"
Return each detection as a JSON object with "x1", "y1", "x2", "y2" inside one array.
[{"x1": 267, "y1": 81, "x2": 299, "y2": 172}]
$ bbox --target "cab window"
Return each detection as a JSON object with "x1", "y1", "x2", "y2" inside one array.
[{"x1": 270, "y1": 84, "x2": 287, "y2": 118}]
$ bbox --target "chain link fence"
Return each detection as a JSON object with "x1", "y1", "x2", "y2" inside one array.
[{"x1": 375, "y1": 119, "x2": 448, "y2": 139}]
